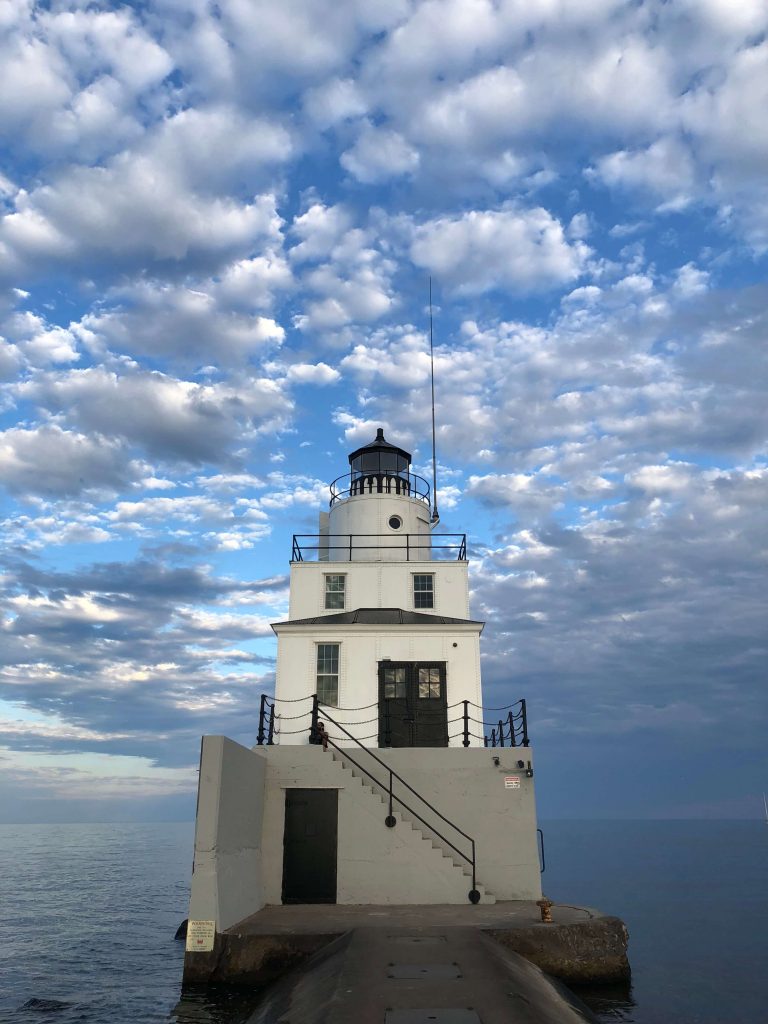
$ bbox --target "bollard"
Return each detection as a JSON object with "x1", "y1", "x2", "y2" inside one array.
[{"x1": 536, "y1": 898, "x2": 554, "y2": 923}]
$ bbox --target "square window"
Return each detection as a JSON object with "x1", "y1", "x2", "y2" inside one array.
[
  {"x1": 413, "y1": 574, "x2": 434, "y2": 609},
  {"x1": 324, "y1": 574, "x2": 346, "y2": 610},
  {"x1": 418, "y1": 667, "x2": 441, "y2": 698},
  {"x1": 383, "y1": 666, "x2": 406, "y2": 699}
]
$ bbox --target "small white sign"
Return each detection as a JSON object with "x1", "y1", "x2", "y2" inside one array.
[
  {"x1": 186, "y1": 920, "x2": 216, "y2": 953},
  {"x1": 504, "y1": 776, "x2": 521, "y2": 789}
]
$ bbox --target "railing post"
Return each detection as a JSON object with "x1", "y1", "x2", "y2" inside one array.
[
  {"x1": 497, "y1": 719, "x2": 505, "y2": 747},
  {"x1": 385, "y1": 768, "x2": 396, "y2": 828},
  {"x1": 521, "y1": 698, "x2": 530, "y2": 747},
  {"x1": 507, "y1": 710, "x2": 516, "y2": 747},
  {"x1": 349, "y1": 534, "x2": 353, "y2": 559},
  {"x1": 468, "y1": 839, "x2": 479, "y2": 904},
  {"x1": 310, "y1": 694, "x2": 319, "y2": 743},
  {"x1": 267, "y1": 703, "x2": 275, "y2": 746},
  {"x1": 490, "y1": 728, "x2": 496, "y2": 747},
  {"x1": 462, "y1": 700, "x2": 470, "y2": 747},
  {"x1": 484, "y1": 734, "x2": 488, "y2": 748},
  {"x1": 257, "y1": 694, "x2": 266, "y2": 745},
  {"x1": 406, "y1": 534, "x2": 410, "y2": 561}
]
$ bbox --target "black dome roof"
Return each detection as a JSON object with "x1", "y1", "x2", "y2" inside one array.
[{"x1": 348, "y1": 427, "x2": 411, "y2": 466}]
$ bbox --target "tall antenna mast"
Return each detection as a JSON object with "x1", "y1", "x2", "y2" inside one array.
[{"x1": 429, "y1": 277, "x2": 439, "y2": 525}]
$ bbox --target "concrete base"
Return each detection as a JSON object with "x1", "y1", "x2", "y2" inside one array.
[{"x1": 182, "y1": 901, "x2": 630, "y2": 989}]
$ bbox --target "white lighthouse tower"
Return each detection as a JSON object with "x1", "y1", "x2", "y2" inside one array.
[
  {"x1": 271, "y1": 427, "x2": 484, "y2": 748},
  {"x1": 186, "y1": 427, "x2": 542, "y2": 930}
]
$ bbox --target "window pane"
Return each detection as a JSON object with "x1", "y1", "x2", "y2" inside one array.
[
  {"x1": 324, "y1": 575, "x2": 345, "y2": 610},
  {"x1": 317, "y1": 644, "x2": 339, "y2": 673},
  {"x1": 413, "y1": 574, "x2": 434, "y2": 609},
  {"x1": 418, "y1": 682, "x2": 429, "y2": 698},
  {"x1": 317, "y1": 676, "x2": 338, "y2": 707}
]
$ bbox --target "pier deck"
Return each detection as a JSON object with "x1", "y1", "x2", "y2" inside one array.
[{"x1": 182, "y1": 901, "x2": 630, "y2": 990}]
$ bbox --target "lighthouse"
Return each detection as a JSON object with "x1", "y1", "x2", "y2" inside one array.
[
  {"x1": 185, "y1": 426, "x2": 542, "y2": 942},
  {"x1": 271, "y1": 428, "x2": 484, "y2": 749}
]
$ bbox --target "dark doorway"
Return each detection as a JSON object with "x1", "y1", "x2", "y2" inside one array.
[
  {"x1": 378, "y1": 662, "x2": 448, "y2": 747},
  {"x1": 282, "y1": 789, "x2": 338, "y2": 904}
]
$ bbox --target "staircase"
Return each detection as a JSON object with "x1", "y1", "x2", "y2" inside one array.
[{"x1": 330, "y1": 749, "x2": 496, "y2": 905}]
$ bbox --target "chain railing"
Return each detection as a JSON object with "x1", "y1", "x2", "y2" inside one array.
[{"x1": 256, "y1": 694, "x2": 530, "y2": 749}]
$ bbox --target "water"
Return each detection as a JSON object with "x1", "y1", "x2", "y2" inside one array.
[{"x1": 0, "y1": 821, "x2": 764, "y2": 1023}]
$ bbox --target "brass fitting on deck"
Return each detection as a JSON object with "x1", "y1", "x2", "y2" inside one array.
[{"x1": 536, "y1": 898, "x2": 554, "y2": 923}]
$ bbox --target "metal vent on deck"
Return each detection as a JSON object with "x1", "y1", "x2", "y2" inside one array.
[
  {"x1": 387, "y1": 964, "x2": 462, "y2": 979},
  {"x1": 384, "y1": 1011, "x2": 481, "y2": 1024}
]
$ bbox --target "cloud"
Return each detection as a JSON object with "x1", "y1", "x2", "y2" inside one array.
[
  {"x1": 410, "y1": 205, "x2": 590, "y2": 295},
  {"x1": 340, "y1": 123, "x2": 420, "y2": 183},
  {"x1": 19, "y1": 366, "x2": 293, "y2": 466},
  {"x1": 0, "y1": 425, "x2": 144, "y2": 498}
]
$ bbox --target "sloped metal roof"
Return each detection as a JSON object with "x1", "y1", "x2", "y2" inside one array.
[{"x1": 272, "y1": 607, "x2": 484, "y2": 628}]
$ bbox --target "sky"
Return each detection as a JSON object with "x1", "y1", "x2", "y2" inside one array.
[{"x1": 0, "y1": 0, "x2": 766, "y2": 824}]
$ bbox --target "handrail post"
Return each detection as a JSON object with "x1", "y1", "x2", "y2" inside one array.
[
  {"x1": 490, "y1": 728, "x2": 496, "y2": 747},
  {"x1": 521, "y1": 699, "x2": 530, "y2": 747},
  {"x1": 310, "y1": 694, "x2": 319, "y2": 743},
  {"x1": 469, "y1": 839, "x2": 479, "y2": 904},
  {"x1": 267, "y1": 703, "x2": 275, "y2": 745},
  {"x1": 507, "y1": 710, "x2": 515, "y2": 748},
  {"x1": 257, "y1": 694, "x2": 266, "y2": 745},
  {"x1": 484, "y1": 734, "x2": 488, "y2": 748},
  {"x1": 462, "y1": 700, "x2": 470, "y2": 747},
  {"x1": 406, "y1": 533, "x2": 410, "y2": 561},
  {"x1": 498, "y1": 719, "x2": 505, "y2": 747},
  {"x1": 349, "y1": 534, "x2": 353, "y2": 559},
  {"x1": 385, "y1": 768, "x2": 396, "y2": 828}
]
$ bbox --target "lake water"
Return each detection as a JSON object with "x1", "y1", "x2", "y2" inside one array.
[{"x1": 0, "y1": 820, "x2": 764, "y2": 1023}]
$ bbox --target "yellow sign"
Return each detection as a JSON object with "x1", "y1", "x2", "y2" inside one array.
[{"x1": 186, "y1": 920, "x2": 216, "y2": 952}]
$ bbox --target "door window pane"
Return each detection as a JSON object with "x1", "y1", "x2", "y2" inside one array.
[
  {"x1": 418, "y1": 667, "x2": 441, "y2": 698},
  {"x1": 324, "y1": 574, "x2": 346, "y2": 609},
  {"x1": 316, "y1": 644, "x2": 339, "y2": 706},
  {"x1": 413, "y1": 574, "x2": 434, "y2": 609},
  {"x1": 383, "y1": 665, "x2": 406, "y2": 698}
]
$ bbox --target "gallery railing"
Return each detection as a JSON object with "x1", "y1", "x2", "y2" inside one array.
[
  {"x1": 256, "y1": 695, "x2": 530, "y2": 750},
  {"x1": 330, "y1": 470, "x2": 431, "y2": 506},
  {"x1": 291, "y1": 532, "x2": 467, "y2": 561}
]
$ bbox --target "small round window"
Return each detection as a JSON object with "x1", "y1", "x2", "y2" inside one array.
[{"x1": 388, "y1": 515, "x2": 403, "y2": 530}]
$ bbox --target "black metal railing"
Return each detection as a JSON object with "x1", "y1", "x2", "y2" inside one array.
[
  {"x1": 255, "y1": 694, "x2": 530, "y2": 750},
  {"x1": 291, "y1": 532, "x2": 467, "y2": 562},
  {"x1": 309, "y1": 696, "x2": 481, "y2": 905},
  {"x1": 483, "y1": 700, "x2": 529, "y2": 749},
  {"x1": 330, "y1": 470, "x2": 431, "y2": 506}
]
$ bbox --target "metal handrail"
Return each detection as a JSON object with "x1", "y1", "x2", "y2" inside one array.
[
  {"x1": 291, "y1": 532, "x2": 467, "y2": 562},
  {"x1": 330, "y1": 469, "x2": 431, "y2": 506},
  {"x1": 312, "y1": 697, "x2": 481, "y2": 904}
]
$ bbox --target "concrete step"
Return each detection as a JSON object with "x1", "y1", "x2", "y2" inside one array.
[{"x1": 331, "y1": 752, "x2": 496, "y2": 905}]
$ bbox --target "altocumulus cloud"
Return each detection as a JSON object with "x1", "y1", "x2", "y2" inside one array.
[{"x1": 0, "y1": 0, "x2": 766, "y2": 820}]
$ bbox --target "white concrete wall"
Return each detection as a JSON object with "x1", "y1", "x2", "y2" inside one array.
[
  {"x1": 258, "y1": 746, "x2": 541, "y2": 905},
  {"x1": 188, "y1": 736, "x2": 267, "y2": 931},
  {"x1": 328, "y1": 491, "x2": 432, "y2": 562},
  {"x1": 288, "y1": 560, "x2": 471, "y2": 620},
  {"x1": 373, "y1": 748, "x2": 542, "y2": 901},
  {"x1": 272, "y1": 625, "x2": 483, "y2": 746}
]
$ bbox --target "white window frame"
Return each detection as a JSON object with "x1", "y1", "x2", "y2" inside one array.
[
  {"x1": 323, "y1": 573, "x2": 346, "y2": 610},
  {"x1": 315, "y1": 641, "x2": 340, "y2": 707},
  {"x1": 412, "y1": 572, "x2": 435, "y2": 610}
]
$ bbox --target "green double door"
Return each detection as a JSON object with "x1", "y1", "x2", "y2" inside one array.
[{"x1": 377, "y1": 661, "x2": 448, "y2": 747}]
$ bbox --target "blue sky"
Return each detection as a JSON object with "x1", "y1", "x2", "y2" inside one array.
[{"x1": 1, "y1": 0, "x2": 766, "y2": 822}]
